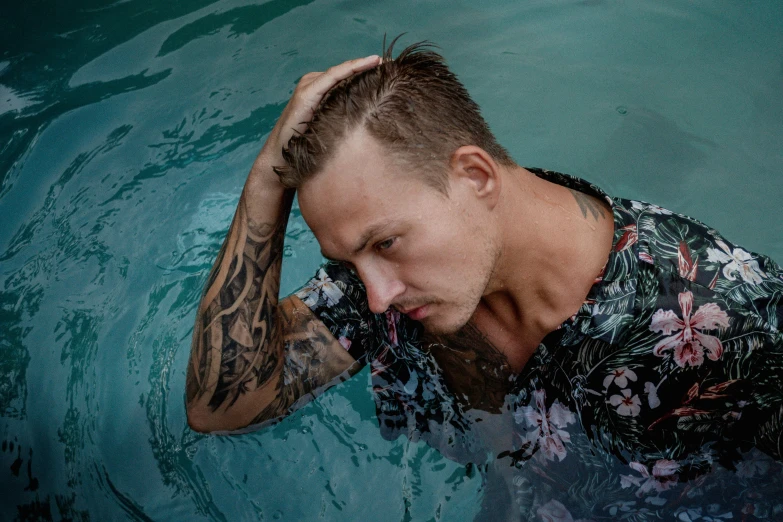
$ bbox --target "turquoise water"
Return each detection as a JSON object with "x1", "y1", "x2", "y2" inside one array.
[{"x1": 1, "y1": 0, "x2": 782, "y2": 520}]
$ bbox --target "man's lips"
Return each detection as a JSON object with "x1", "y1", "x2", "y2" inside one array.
[{"x1": 399, "y1": 304, "x2": 429, "y2": 321}]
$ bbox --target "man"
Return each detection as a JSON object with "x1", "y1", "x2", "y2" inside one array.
[{"x1": 186, "y1": 41, "x2": 783, "y2": 519}]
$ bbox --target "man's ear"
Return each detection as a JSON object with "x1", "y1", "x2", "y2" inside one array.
[{"x1": 449, "y1": 146, "x2": 501, "y2": 209}]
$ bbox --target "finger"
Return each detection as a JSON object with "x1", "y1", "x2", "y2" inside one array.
[
  {"x1": 310, "y1": 55, "x2": 381, "y2": 97},
  {"x1": 298, "y1": 71, "x2": 323, "y2": 86}
]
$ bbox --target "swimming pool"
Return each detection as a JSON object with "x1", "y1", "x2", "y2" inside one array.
[{"x1": 1, "y1": 0, "x2": 782, "y2": 519}]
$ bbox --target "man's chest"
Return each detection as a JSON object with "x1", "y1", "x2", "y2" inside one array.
[{"x1": 424, "y1": 325, "x2": 517, "y2": 413}]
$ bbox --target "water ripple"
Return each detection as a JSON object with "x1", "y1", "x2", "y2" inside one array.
[{"x1": 157, "y1": 0, "x2": 316, "y2": 58}]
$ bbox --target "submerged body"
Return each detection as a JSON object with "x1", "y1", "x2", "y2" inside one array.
[
  {"x1": 295, "y1": 168, "x2": 783, "y2": 519},
  {"x1": 185, "y1": 43, "x2": 783, "y2": 520}
]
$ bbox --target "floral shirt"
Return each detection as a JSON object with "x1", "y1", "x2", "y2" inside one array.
[{"x1": 295, "y1": 169, "x2": 783, "y2": 521}]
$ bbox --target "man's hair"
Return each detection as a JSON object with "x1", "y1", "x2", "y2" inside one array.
[{"x1": 275, "y1": 36, "x2": 515, "y2": 193}]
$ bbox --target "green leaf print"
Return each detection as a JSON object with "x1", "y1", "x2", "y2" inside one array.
[
  {"x1": 647, "y1": 218, "x2": 708, "y2": 263},
  {"x1": 592, "y1": 280, "x2": 636, "y2": 316}
]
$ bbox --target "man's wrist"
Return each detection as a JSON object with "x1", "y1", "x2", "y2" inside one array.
[{"x1": 241, "y1": 159, "x2": 293, "y2": 228}]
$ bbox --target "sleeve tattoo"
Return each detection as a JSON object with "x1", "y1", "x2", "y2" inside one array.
[
  {"x1": 187, "y1": 195, "x2": 286, "y2": 411},
  {"x1": 187, "y1": 195, "x2": 357, "y2": 428}
]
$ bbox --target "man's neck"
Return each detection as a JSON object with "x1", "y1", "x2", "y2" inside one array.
[{"x1": 472, "y1": 167, "x2": 615, "y2": 373}]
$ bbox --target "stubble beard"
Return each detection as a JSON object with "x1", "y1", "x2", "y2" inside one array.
[
  {"x1": 423, "y1": 301, "x2": 479, "y2": 335},
  {"x1": 422, "y1": 237, "x2": 500, "y2": 336}
]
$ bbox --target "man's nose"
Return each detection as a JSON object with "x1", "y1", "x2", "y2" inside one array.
[{"x1": 361, "y1": 267, "x2": 405, "y2": 314}]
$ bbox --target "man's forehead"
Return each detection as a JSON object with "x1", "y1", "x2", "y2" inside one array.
[
  {"x1": 298, "y1": 139, "x2": 429, "y2": 221},
  {"x1": 324, "y1": 127, "x2": 390, "y2": 171},
  {"x1": 297, "y1": 127, "x2": 445, "y2": 258},
  {"x1": 299, "y1": 132, "x2": 392, "y2": 200}
]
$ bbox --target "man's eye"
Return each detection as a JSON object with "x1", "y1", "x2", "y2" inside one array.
[{"x1": 376, "y1": 238, "x2": 395, "y2": 251}]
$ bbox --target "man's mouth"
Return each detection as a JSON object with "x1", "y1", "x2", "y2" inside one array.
[{"x1": 399, "y1": 304, "x2": 429, "y2": 321}]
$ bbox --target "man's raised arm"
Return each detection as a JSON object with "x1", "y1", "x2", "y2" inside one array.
[{"x1": 186, "y1": 56, "x2": 381, "y2": 433}]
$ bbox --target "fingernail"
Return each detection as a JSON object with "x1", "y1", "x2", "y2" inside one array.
[{"x1": 366, "y1": 54, "x2": 380, "y2": 60}]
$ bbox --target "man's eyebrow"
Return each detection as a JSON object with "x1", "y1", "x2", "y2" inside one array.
[{"x1": 320, "y1": 222, "x2": 397, "y2": 262}]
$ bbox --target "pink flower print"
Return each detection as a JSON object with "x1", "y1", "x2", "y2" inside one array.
[
  {"x1": 515, "y1": 390, "x2": 576, "y2": 462},
  {"x1": 639, "y1": 251, "x2": 654, "y2": 265},
  {"x1": 370, "y1": 344, "x2": 391, "y2": 378},
  {"x1": 620, "y1": 460, "x2": 679, "y2": 497},
  {"x1": 735, "y1": 449, "x2": 771, "y2": 478},
  {"x1": 385, "y1": 309, "x2": 400, "y2": 346},
  {"x1": 677, "y1": 241, "x2": 698, "y2": 282},
  {"x1": 609, "y1": 389, "x2": 642, "y2": 417},
  {"x1": 602, "y1": 367, "x2": 638, "y2": 389},
  {"x1": 649, "y1": 290, "x2": 730, "y2": 367},
  {"x1": 605, "y1": 501, "x2": 637, "y2": 517},
  {"x1": 674, "y1": 341, "x2": 704, "y2": 367},
  {"x1": 706, "y1": 239, "x2": 766, "y2": 285}
]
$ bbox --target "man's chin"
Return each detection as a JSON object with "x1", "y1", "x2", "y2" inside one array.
[{"x1": 419, "y1": 314, "x2": 470, "y2": 336}]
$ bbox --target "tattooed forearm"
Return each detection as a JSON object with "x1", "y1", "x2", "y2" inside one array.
[
  {"x1": 186, "y1": 187, "x2": 292, "y2": 426},
  {"x1": 186, "y1": 190, "x2": 360, "y2": 431},
  {"x1": 569, "y1": 189, "x2": 607, "y2": 221},
  {"x1": 187, "y1": 193, "x2": 290, "y2": 412}
]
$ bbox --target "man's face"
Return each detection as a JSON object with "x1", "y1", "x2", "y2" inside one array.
[{"x1": 297, "y1": 129, "x2": 499, "y2": 334}]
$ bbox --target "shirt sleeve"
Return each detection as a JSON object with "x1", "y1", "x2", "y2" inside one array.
[
  {"x1": 294, "y1": 267, "x2": 477, "y2": 461},
  {"x1": 293, "y1": 261, "x2": 378, "y2": 364}
]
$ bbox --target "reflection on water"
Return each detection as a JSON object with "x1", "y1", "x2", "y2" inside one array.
[
  {"x1": 157, "y1": 0, "x2": 316, "y2": 58},
  {"x1": 1, "y1": 0, "x2": 782, "y2": 520},
  {"x1": 0, "y1": 288, "x2": 31, "y2": 420}
]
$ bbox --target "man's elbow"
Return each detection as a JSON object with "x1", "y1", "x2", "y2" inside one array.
[
  {"x1": 186, "y1": 406, "x2": 230, "y2": 434},
  {"x1": 186, "y1": 404, "x2": 268, "y2": 434}
]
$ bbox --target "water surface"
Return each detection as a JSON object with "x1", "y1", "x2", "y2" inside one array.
[{"x1": 1, "y1": 0, "x2": 782, "y2": 519}]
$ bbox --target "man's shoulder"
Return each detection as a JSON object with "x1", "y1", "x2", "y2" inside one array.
[
  {"x1": 614, "y1": 197, "x2": 717, "y2": 281},
  {"x1": 612, "y1": 197, "x2": 783, "y2": 323}
]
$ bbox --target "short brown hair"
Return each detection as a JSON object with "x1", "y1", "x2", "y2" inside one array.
[{"x1": 275, "y1": 37, "x2": 515, "y2": 192}]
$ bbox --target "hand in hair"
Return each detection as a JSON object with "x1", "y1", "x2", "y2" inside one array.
[
  {"x1": 186, "y1": 56, "x2": 380, "y2": 433},
  {"x1": 257, "y1": 54, "x2": 382, "y2": 182}
]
